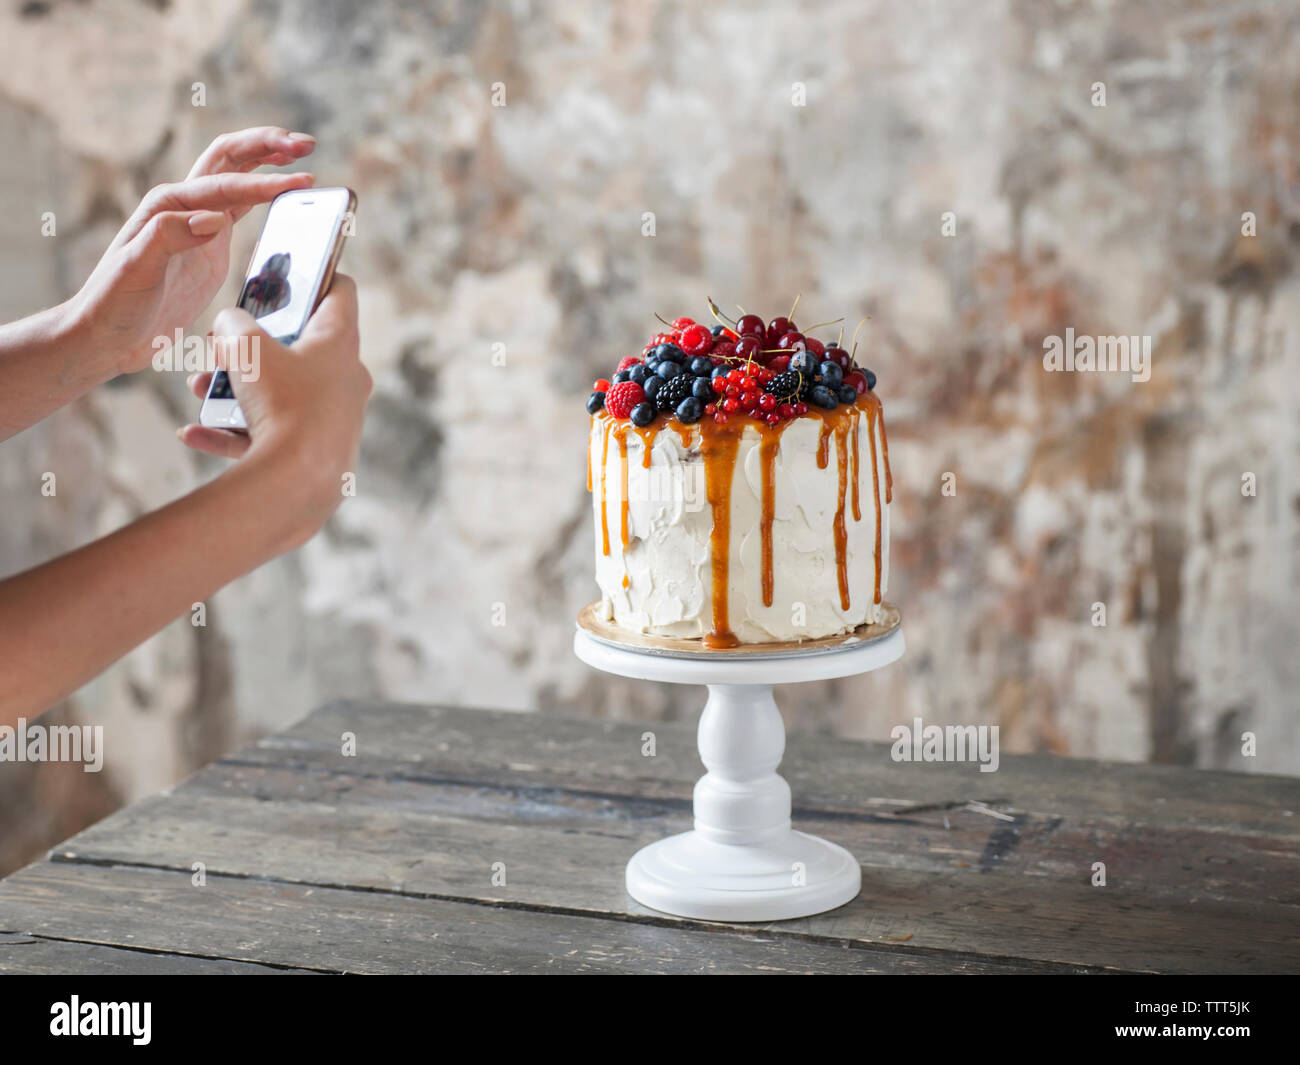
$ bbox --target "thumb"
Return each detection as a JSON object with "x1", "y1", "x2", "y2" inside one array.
[
  {"x1": 132, "y1": 210, "x2": 227, "y2": 272},
  {"x1": 211, "y1": 307, "x2": 272, "y2": 385}
]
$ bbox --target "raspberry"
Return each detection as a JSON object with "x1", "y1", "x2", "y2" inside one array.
[
  {"x1": 605, "y1": 380, "x2": 646, "y2": 419},
  {"x1": 679, "y1": 324, "x2": 714, "y2": 356},
  {"x1": 671, "y1": 316, "x2": 695, "y2": 329},
  {"x1": 617, "y1": 356, "x2": 642, "y2": 373}
]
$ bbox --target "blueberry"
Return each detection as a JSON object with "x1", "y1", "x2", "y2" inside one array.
[
  {"x1": 676, "y1": 396, "x2": 703, "y2": 424},
  {"x1": 689, "y1": 356, "x2": 714, "y2": 377},
  {"x1": 865, "y1": 368, "x2": 877, "y2": 390},
  {"x1": 710, "y1": 324, "x2": 726, "y2": 337},
  {"x1": 791, "y1": 350, "x2": 819, "y2": 377},
  {"x1": 691, "y1": 377, "x2": 715, "y2": 402},
  {"x1": 819, "y1": 361, "x2": 843, "y2": 388},
  {"x1": 657, "y1": 361, "x2": 682, "y2": 380},
  {"x1": 826, "y1": 340, "x2": 840, "y2": 349},
  {"x1": 628, "y1": 363, "x2": 650, "y2": 385},
  {"x1": 652, "y1": 343, "x2": 685, "y2": 364},
  {"x1": 711, "y1": 364, "x2": 730, "y2": 381},
  {"x1": 630, "y1": 402, "x2": 656, "y2": 428},
  {"x1": 837, "y1": 383, "x2": 858, "y2": 405},
  {"x1": 586, "y1": 391, "x2": 606, "y2": 414},
  {"x1": 643, "y1": 375, "x2": 664, "y2": 402},
  {"x1": 809, "y1": 384, "x2": 839, "y2": 409},
  {"x1": 612, "y1": 369, "x2": 632, "y2": 383},
  {"x1": 645, "y1": 353, "x2": 662, "y2": 369}
]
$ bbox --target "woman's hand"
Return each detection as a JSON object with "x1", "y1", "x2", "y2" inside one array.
[
  {"x1": 179, "y1": 274, "x2": 372, "y2": 541},
  {"x1": 67, "y1": 127, "x2": 318, "y2": 377}
]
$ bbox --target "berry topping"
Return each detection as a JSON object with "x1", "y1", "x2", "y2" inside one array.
[
  {"x1": 587, "y1": 392, "x2": 605, "y2": 414},
  {"x1": 616, "y1": 356, "x2": 641, "y2": 373},
  {"x1": 765, "y1": 316, "x2": 793, "y2": 345},
  {"x1": 679, "y1": 324, "x2": 714, "y2": 356},
  {"x1": 654, "y1": 372, "x2": 695, "y2": 412},
  {"x1": 605, "y1": 380, "x2": 647, "y2": 420},
  {"x1": 865, "y1": 368, "x2": 877, "y2": 390},
  {"x1": 765, "y1": 370, "x2": 801, "y2": 400},
  {"x1": 651, "y1": 342, "x2": 685, "y2": 364},
  {"x1": 736, "y1": 313, "x2": 765, "y2": 338},
  {"x1": 688, "y1": 355, "x2": 714, "y2": 377},
  {"x1": 593, "y1": 378, "x2": 611, "y2": 392},
  {"x1": 790, "y1": 350, "x2": 819, "y2": 377},
  {"x1": 819, "y1": 361, "x2": 843, "y2": 388},
  {"x1": 628, "y1": 363, "x2": 650, "y2": 385},
  {"x1": 808, "y1": 384, "x2": 839, "y2": 409},
  {"x1": 671, "y1": 316, "x2": 695, "y2": 330},
  {"x1": 691, "y1": 377, "x2": 716, "y2": 402},
  {"x1": 643, "y1": 375, "x2": 664, "y2": 402},
  {"x1": 676, "y1": 396, "x2": 704, "y2": 424},
  {"x1": 630, "y1": 402, "x2": 656, "y2": 427}
]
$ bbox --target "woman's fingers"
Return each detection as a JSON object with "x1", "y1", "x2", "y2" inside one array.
[
  {"x1": 186, "y1": 372, "x2": 214, "y2": 399},
  {"x1": 176, "y1": 424, "x2": 251, "y2": 459},
  {"x1": 187, "y1": 127, "x2": 316, "y2": 180},
  {"x1": 117, "y1": 172, "x2": 314, "y2": 245},
  {"x1": 128, "y1": 210, "x2": 228, "y2": 275}
]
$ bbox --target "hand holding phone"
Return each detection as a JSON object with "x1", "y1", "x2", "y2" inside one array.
[{"x1": 200, "y1": 186, "x2": 356, "y2": 430}]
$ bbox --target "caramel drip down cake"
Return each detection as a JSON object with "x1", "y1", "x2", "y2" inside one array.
[{"x1": 585, "y1": 308, "x2": 892, "y2": 648}]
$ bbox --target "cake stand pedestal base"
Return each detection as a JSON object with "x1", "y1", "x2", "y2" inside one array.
[{"x1": 574, "y1": 608, "x2": 904, "y2": 923}]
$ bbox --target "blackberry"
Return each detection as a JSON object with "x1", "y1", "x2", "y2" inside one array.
[
  {"x1": 655, "y1": 372, "x2": 694, "y2": 413},
  {"x1": 764, "y1": 370, "x2": 801, "y2": 401}
]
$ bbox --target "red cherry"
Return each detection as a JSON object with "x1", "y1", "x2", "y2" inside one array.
[
  {"x1": 758, "y1": 392, "x2": 777, "y2": 412},
  {"x1": 769, "y1": 355, "x2": 792, "y2": 373},
  {"x1": 734, "y1": 336, "x2": 762, "y2": 360},
  {"x1": 776, "y1": 331, "x2": 805, "y2": 350},
  {"x1": 766, "y1": 317, "x2": 793, "y2": 344},
  {"x1": 844, "y1": 371, "x2": 868, "y2": 395},
  {"x1": 672, "y1": 317, "x2": 695, "y2": 329},
  {"x1": 736, "y1": 314, "x2": 765, "y2": 337},
  {"x1": 803, "y1": 337, "x2": 825, "y2": 357},
  {"x1": 834, "y1": 351, "x2": 851, "y2": 369},
  {"x1": 711, "y1": 341, "x2": 737, "y2": 360},
  {"x1": 594, "y1": 378, "x2": 611, "y2": 391},
  {"x1": 722, "y1": 328, "x2": 740, "y2": 341}
]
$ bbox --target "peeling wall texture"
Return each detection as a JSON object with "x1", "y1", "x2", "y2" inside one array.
[{"x1": 1, "y1": 0, "x2": 1298, "y2": 874}]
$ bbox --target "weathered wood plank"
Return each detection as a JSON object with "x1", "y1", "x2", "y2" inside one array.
[
  {"x1": 242, "y1": 701, "x2": 1300, "y2": 836},
  {"x1": 0, "y1": 934, "x2": 308, "y2": 975},
  {"x1": 46, "y1": 762, "x2": 1300, "y2": 973},
  {"x1": 0, "y1": 862, "x2": 1076, "y2": 974}
]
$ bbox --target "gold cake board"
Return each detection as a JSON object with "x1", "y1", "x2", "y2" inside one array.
[{"x1": 576, "y1": 600, "x2": 901, "y2": 661}]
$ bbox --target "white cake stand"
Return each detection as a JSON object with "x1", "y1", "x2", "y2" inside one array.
[{"x1": 573, "y1": 604, "x2": 905, "y2": 922}]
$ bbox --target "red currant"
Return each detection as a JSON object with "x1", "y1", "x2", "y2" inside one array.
[
  {"x1": 758, "y1": 392, "x2": 776, "y2": 411},
  {"x1": 739, "y1": 391, "x2": 757, "y2": 410},
  {"x1": 722, "y1": 396, "x2": 740, "y2": 413},
  {"x1": 765, "y1": 412, "x2": 781, "y2": 426},
  {"x1": 594, "y1": 378, "x2": 611, "y2": 391},
  {"x1": 705, "y1": 403, "x2": 717, "y2": 415},
  {"x1": 777, "y1": 403, "x2": 795, "y2": 419},
  {"x1": 736, "y1": 314, "x2": 765, "y2": 337},
  {"x1": 714, "y1": 412, "x2": 729, "y2": 425},
  {"x1": 794, "y1": 402, "x2": 808, "y2": 415},
  {"x1": 727, "y1": 369, "x2": 745, "y2": 385},
  {"x1": 740, "y1": 376, "x2": 758, "y2": 391}
]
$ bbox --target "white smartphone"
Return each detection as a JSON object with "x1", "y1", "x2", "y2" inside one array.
[{"x1": 199, "y1": 186, "x2": 357, "y2": 430}]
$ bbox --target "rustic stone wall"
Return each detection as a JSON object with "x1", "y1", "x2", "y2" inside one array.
[{"x1": 1, "y1": 0, "x2": 1297, "y2": 875}]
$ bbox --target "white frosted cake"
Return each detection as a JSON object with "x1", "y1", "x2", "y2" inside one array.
[{"x1": 585, "y1": 310, "x2": 892, "y2": 647}]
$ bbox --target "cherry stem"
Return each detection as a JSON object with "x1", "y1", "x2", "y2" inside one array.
[
  {"x1": 706, "y1": 297, "x2": 737, "y2": 327},
  {"x1": 654, "y1": 312, "x2": 673, "y2": 328},
  {"x1": 849, "y1": 316, "x2": 871, "y2": 361},
  {"x1": 789, "y1": 293, "x2": 801, "y2": 321},
  {"x1": 803, "y1": 317, "x2": 844, "y2": 333}
]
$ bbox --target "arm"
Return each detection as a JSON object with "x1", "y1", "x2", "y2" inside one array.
[
  {"x1": 0, "y1": 277, "x2": 370, "y2": 725},
  {"x1": 0, "y1": 126, "x2": 317, "y2": 442}
]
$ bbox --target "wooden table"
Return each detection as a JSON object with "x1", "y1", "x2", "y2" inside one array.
[{"x1": 1, "y1": 701, "x2": 1297, "y2": 974}]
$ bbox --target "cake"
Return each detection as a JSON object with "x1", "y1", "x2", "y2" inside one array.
[{"x1": 586, "y1": 305, "x2": 892, "y2": 647}]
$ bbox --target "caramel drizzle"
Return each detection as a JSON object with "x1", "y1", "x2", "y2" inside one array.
[
  {"x1": 833, "y1": 416, "x2": 850, "y2": 611},
  {"x1": 816, "y1": 419, "x2": 833, "y2": 469},
  {"x1": 849, "y1": 407, "x2": 861, "y2": 522},
  {"x1": 616, "y1": 424, "x2": 630, "y2": 548},
  {"x1": 599, "y1": 416, "x2": 611, "y2": 556},
  {"x1": 864, "y1": 398, "x2": 883, "y2": 604},
  {"x1": 701, "y1": 419, "x2": 742, "y2": 649},
  {"x1": 759, "y1": 427, "x2": 779, "y2": 608},
  {"x1": 874, "y1": 394, "x2": 893, "y2": 503}
]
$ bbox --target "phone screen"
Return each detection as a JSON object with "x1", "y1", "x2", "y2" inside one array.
[{"x1": 206, "y1": 187, "x2": 351, "y2": 403}]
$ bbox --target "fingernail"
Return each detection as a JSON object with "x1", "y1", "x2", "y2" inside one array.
[
  {"x1": 188, "y1": 211, "x2": 225, "y2": 236},
  {"x1": 176, "y1": 427, "x2": 187, "y2": 441},
  {"x1": 287, "y1": 131, "x2": 316, "y2": 144}
]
